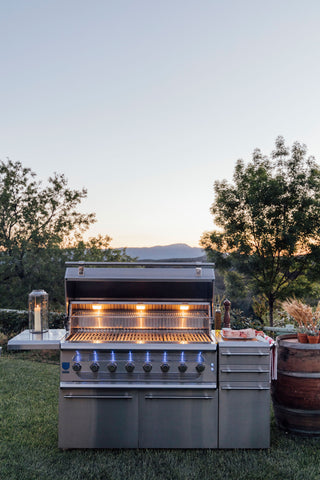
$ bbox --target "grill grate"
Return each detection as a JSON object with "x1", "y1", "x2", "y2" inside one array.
[{"x1": 66, "y1": 328, "x2": 212, "y2": 344}]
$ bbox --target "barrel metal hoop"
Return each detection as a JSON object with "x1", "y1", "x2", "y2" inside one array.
[
  {"x1": 278, "y1": 369, "x2": 320, "y2": 379},
  {"x1": 273, "y1": 400, "x2": 320, "y2": 416}
]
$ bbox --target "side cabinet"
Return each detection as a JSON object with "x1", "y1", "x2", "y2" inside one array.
[
  {"x1": 219, "y1": 384, "x2": 270, "y2": 448},
  {"x1": 218, "y1": 343, "x2": 270, "y2": 449}
]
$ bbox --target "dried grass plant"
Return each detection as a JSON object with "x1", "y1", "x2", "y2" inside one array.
[{"x1": 281, "y1": 299, "x2": 320, "y2": 335}]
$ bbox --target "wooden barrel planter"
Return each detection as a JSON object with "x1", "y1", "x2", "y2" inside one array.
[{"x1": 272, "y1": 333, "x2": 320, "y2": 436}]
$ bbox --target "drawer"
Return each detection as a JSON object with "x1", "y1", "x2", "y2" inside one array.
[
  {"x1": 219, "y1": 381, "x2": 270, "y2": 390},
  {"x1": 219, "y1": 347, "x2": 270, "y2": 366},
  {"x1": 219, "y1": 364, "x2": 270, "y2": 383}
]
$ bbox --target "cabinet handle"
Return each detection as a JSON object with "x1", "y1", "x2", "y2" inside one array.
[
  {"x1": 144, "y1": 395, "x2": 214, "y2": 400},
  {"x1": 64, "y1": 395, "x2": 133, "y2": 399}
]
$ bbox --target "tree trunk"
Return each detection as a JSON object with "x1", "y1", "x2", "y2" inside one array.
[{"x1": 268, "y1": 295, "x2": 274, "y2": 327}]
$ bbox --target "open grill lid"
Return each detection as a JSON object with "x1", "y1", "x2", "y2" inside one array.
[{"x1": 65, "y1": 262, "x2": 215, "y2": 303}]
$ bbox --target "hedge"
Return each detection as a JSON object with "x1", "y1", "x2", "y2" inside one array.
[{"x1": 0, "y1": 309, "x2": 66, "y2": 336}]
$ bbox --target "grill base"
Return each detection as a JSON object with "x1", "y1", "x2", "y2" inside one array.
[{"x1": 59, "y1": 387, "x2": 218, "y2": 449}]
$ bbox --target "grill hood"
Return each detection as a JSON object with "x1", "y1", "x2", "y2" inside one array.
[{"x1": 65, "y1": 263, "x2": 215, "y2": 303}]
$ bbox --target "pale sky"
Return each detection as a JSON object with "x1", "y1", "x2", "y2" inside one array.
[{"x1": 1, "y1": 0, "x2": 320, "y2": 247}]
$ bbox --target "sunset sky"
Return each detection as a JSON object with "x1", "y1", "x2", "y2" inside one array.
[{"x1": 1, "y1": 1, "x2": 320, "y2": 247}]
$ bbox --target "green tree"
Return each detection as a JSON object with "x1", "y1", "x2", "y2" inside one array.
[
  {"x1": 201, "y1": 137, "x2": 320, "y2": 325},
  {"x1": 16, "y1": 235, "x2": 133, "y2": 309},
  {"x1": 0, "y1": 159, "x2": 131, "y2": 309}
]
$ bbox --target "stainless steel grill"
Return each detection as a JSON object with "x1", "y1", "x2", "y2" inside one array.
[
  {"x1": 59, "y1": 262, "x2": 219, "y2": 449},
  {"x1": 8, "y1": 261, "x2": 271, "y2": 449}
]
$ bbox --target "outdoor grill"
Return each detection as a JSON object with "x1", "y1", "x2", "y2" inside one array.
[
  {"x1": 58, "y1": 262, "x2": 218, "y2": 449},
  {"x1": 8, "y1": 261, "x2": 271, "y2": 449}
]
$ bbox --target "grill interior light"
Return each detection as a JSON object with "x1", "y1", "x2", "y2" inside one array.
[
  {"x1": 92, "y1": 305, "x2": 102, "y2": 310},
  {"x1": 180, "y1": 305, "x2": 189, "y2": 311},
  {"x1": 136, "y1": 305, "x2": 146, "y2": 311}
]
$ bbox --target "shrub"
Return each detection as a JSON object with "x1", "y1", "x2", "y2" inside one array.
[
  {"x1": 230, "y1": 308, "x2": 264, "y2": 331},
  {"x1": 0, "y1": 309, "x2": 66, "y2": 336}
]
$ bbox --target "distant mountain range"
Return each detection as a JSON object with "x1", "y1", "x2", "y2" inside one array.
[{"x1": 124, "y1": 243, "x2": 206, "y2": 261}]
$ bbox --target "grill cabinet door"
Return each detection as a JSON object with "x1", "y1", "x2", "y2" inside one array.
[
  {"x1": 59, "y1": 388, "x2": 138, "y2": 448},
  {"x1": 139, "y1": 389, "x2": 218, "y2": 448},
  {"x1": 219, "y1": 383, "x2": 270, "y2": 448}
]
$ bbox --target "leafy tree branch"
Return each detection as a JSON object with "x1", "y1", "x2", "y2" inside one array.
[{"x1": 201, "y1": 137, "x2": 320, "y2": 325}]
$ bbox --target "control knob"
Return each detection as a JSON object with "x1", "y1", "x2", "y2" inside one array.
[
  {"x1": 178, "y1": 362, "x2": 188, "y2": 373},
  {"x1": 90, "y1": 362, "x2": 100, "y2": 373},
  {"x1": 143, "y1": 362, "x2": 152, "y2": 373},
  {"x1": 196, "y1": 363, "x2": 205, "y2": 373},
  {"x1": 125, "y1": 361, "x2": 135, "y2": 373},
  {"x1": 160, "y1": 362, "x2": 170, "y2": 373},
  {"x1": 107, "y1": 361, "x2": 117, "y2": 373},
  {"x1": 72, "y1": 362, "x2": 81, "y2": 372}
]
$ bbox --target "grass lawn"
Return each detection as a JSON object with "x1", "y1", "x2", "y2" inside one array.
[{"x1": 1, "y1": 353, "x2": 320, "y2": 480}]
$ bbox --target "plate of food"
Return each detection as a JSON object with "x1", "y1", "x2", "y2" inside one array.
[{"x1": 221, "y1": 328, "x2": 256, "y2": 340}]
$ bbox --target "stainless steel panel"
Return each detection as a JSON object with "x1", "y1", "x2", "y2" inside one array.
[
  {"x1": 65, "y1": 264, "x2": 215, "y2": 281},
  {"x1": 60, "y1": 382, "x2": 217, "y2": 389},
  {"x1": 219, "y1": 365, "x2": 270, "y2": 383},
  {"x1": 58, "y1": 388, "x2": 139, "y2": 448},
  {"x1": 7, "y1": 329, "x2": 66, "y2": 350},
  {"x1": 60, "y1": 340, "x2": 217, "y2": 351},
  {"x1": 219, "y1": 385, "x2": 270, "y2": 448},
  {"x1": 59, "y1": 387, "x2": 218, "y2": 449},
  {"x1": 139, "y1": 389, "x2": 218, "y2": 448},
  {"x1": 65, "y1": 264, "x2": 215, "y2": 303},
  {"x1": 60, "y1": 349, "x2": 217, "y2": 385},
  {"x1": 220, "y1": 384, "x2": 269, "y2": 390},
  {"x1": 219, "y1": 348, "x2": 270, "y2": 366},
  {"x1": 70, "y1": 314, "x2": 210, "y2": 331}
]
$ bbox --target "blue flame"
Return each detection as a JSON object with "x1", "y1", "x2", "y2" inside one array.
[
  {"x1": 111, "y1": 350, "x2": 115, "y2": 362},
  {"x1": 197, "y1": 351, "x2": 203, "y2": 363},
  {"x1": 180, "y1": 351, "x2": 185, "y2": 362},
  {"x1": 93, "y1": 350, "x2": 98, "y2": 362},
  {"x1": 163, "y1": 351, "x2": 167, "y2": 362},
  {"x1": 128, "y1": 350, "x2": 133, "y2": 362},
  {"x1": 145, "y1": 351, "x2": 150, "y2": 362},
  {"x1": 75, "y1": 350, "x2": 81, "y2": 362}
]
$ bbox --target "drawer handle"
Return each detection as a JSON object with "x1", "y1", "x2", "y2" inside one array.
[
  {"x1": 221, "y1": 368, "x2": 269, "y2": 373},
  {"x1": 221, "y1": 386, "x2": 269, "y2": 391}
]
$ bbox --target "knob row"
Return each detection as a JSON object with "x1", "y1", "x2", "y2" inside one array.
[{"x1": 72, "y1": 362, "x2": 205, "y2": 373}]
